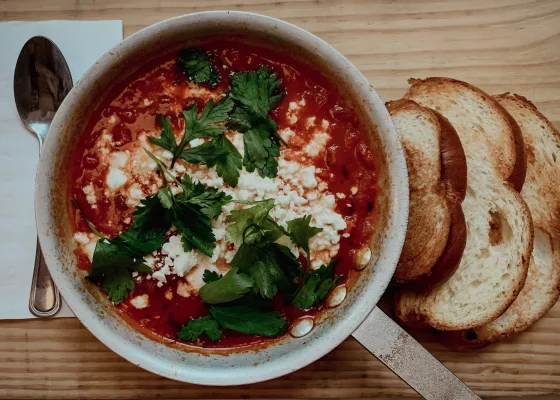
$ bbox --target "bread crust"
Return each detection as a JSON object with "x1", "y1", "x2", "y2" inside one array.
[
  {"x1": 395, "y1": 78, "x2": 533, "y2": 331},
  {"x1": 407, "y1": 78, "x2": 526, "y2": 191},
  {"x1": 442, "y1": 93, "x2": 560, "y2": 349},
  {"x1": 387, "y1": 100, "x2": 467, "y2": 287}
]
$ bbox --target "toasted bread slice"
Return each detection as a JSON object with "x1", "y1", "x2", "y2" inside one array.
[
  {"x1": 386, "y1": 99, "x2": 467, "y2": 287},
  {"x1": 442, "y1": 94, "x2": 560, "y2": 348},
  {"x1": 395, "y1": 78, "x2": 533, "y2": 331}
]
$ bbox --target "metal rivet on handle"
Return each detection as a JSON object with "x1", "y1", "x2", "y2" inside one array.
[
  {"x1": 354, "y1": 247, "x2": 372, "y2": 270},
  {"x1": 326, "y1": 285, "x2": 347, "y2": 308},
  {"x1": 290, "y1": 317, "x2": 314, "y2": 338}
]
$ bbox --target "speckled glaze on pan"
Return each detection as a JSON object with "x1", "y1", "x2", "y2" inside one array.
[{"x1": 35, "y1": 11, "x2": 408, "y2": 385}]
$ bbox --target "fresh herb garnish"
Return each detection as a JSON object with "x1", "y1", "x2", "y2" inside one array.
[
  {"x1": 183, "y1": 98, "x2": 234, "y2": 142},
  {"x1": 228, "y1": 67, "x2": 286, "y2": 178},
  {"x1": 224, "y1": 199, "x2": 276, "y2": 245},
  {"x1": 180, "y1": 133, "x2": 242, "y2": 187},
  {"x1": 199, "y1": 267, "x2": 254, "y2": 304},
  {"x1": 231, "y1": 242, "x2": 301, "y2": 299},
  {"x1": 202, "y1": 270, "x2": 222, "y2": 284},
  {"x1": 177, "y1": 49, "x2": 220, "y2": 87},
  {"x1": 229, "y1": 67, "x2": 285, "y2": 120},
  {"x1": 149, "y1": 98, "x2": 234, "y2": 169},
  {"x1": 290, "y1": 261, "x2": 342, "y2": 310},
  {"x1": 178, "y1": 315, "x2": 222, "y2": 342},
  {"x1": 209, "y1": 303, "x2": 289, "y2": 337},
  {"x1": 286, "y1": 215, "x2": 323, "y2": 267},
  {"x1": 179, "y1": 174, "x2": 232, "y2": 219},
  {"x1": 224, "y1": 199, "x2": 301, "y2": 298},
  {"x1": 73, "y1": 197, "x2": 168, "y2": 304},
  {"x1": 146, "y1": 150, "x2": 231, "y2": 256}
]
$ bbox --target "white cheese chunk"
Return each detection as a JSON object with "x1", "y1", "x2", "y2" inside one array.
[
  {"x1": 106, "y1": 168, "x2": 127, "y2": 190},
  {"x1": 82, "y1": 183, "x2": 97, "y2": 206},
  {"x1": 130, "y1": 294, "x2": 149, "y2": 309}
]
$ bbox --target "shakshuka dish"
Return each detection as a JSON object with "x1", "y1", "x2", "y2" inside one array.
[{"x1": 69, "y1": 38, "x2": 377, "y2": 348}]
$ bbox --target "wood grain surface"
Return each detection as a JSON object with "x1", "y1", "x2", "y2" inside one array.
[{"x1": 1, "y1": 0, "x2": 560, "y2": 398}]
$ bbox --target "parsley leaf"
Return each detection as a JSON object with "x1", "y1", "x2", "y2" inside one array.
[
  {"x1": 150, "y1": 99, "x2": 233, "y2": 169},
  {"x1": 290, "y1": 261, "x2": 342, "y2": 310},
  {"x1": 243, "y1": 122, "x2": 280, "y2": 178},
  {"x1": 230, "y1": 67, "x2": 285, "y2": 119},
  {"x1": 145, "y1": 149, "x2": 230, "y2": 256},
  {"x1": 286, "y1": 215, "x2": 323, "y2": 267},
  {"x1": 171, "y1": 201, "x2": 215, "y2": 256},
  {"x1": 224, "y1": 199, "x2": 276, "y2": 246},
  {"x1": 202, "y1": 270, "x2": 222, "y2": 283},
  {"x1": 77, "y1": 194, "x2": 169, "y2": 304},
  {"x1": 228, "y1": 67, "x2": 286, "y2": 178},
  {"x1": 199, "y1": 267, "x2": 254, "y2": 304},
  {"x1": 183, "y1": 98, "x2": 234, "y2": 143},
  {"x1": 209, "y1": 303, "x2": 288, "y2": 337},
  {"x1": 178, "y1": 174, "x2": 232, "y2": 219},
  {"x1": 148, "y1": 115, "x2": 178, "y2": 159},
  {"x1": 177, "y1": 49, "x2": 220, "y2": 87},
  {"x1": 180, "y1": 134, "x2": 242, "y2": 187},
  {"x1": 231, "y1": 243, "x2": 300, "y2": 299},
  {"x1": 178, "y1": 316, "x2": 222, "y2": 342}
]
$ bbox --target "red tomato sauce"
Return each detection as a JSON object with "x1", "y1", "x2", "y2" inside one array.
[{"x1": 69, "y1": 37, "x2": 378, "y2": 349}]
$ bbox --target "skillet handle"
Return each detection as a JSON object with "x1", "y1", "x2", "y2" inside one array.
[{"x1": 351, "y1": 307, "x2": 480, "y2": 400}]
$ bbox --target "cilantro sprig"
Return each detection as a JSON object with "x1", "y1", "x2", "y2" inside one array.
[
  {"x1": 199, "y1": 267, "x2": 253, "y2": 304},
  {"x1": 72, "y1": 198, "x2": 168, "y2": 304},
  {"x1": 177, "y1": 49, "x2": 220, "y2": 87},
  {"x1": 178, "y1": 316, "x2": 222, "y2": 342},
  {"x1": 290, "y1": 261, "x2": 342, "y2": 310},
  {"x1": 286, "y1": 215, "x2": 323, "y2": 268},
  {"x1": 149, "y1": 98, "x2": 236, "y2": 172},
  {"x1": 228, "y1": 67, "x2": 287, "y2": 178},
  {"x1": 146, "y1": 150, "x2": 231, "y2": 256}
]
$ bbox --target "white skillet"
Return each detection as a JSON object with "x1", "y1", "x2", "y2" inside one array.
[{"x1": 35, "y1": 11, "x2": 479, "y2": 399}]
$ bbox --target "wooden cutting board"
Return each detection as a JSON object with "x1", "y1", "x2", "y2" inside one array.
[{"x1": 1, "y1": 0, "x2": 560, "y2": 398}]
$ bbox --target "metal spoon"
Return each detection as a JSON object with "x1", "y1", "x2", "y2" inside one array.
[{"x1": 13, "y1": 36, "x2": 73, "y2": 317}]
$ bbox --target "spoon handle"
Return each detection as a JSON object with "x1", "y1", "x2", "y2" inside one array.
[
  {"x1": 30, "y1": 132, "x2": 61, "y2": 317},
  {"x1": 352, "y1": 307, "x2": 480, "y2": 400},
  {"x1": 29, "y1": 238, "x2": 61, "y2": 317}
]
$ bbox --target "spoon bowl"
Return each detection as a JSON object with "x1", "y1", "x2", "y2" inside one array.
[{"x1": 14, "y1": 36, "x2": 73, "y2": 317}]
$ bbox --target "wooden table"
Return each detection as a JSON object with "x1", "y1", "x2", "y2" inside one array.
[{"x1": 2, "y1": 1, "x2": 560, "y2": 398}]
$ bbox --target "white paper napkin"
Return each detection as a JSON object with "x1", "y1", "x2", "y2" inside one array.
[{"x1": 0, "y1": 21, "x2": 123, "y2": 319}]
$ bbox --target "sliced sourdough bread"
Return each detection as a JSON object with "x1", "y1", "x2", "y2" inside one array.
[
  {"x1": 442, "y1": 93, "x2": 560, "y2": 348},
  {"x1": 386, "y1": 99, "x2": 467, "y2": 288},
  {"x1": 395, "y1": 78, "x2": 533, "y2": 331}
]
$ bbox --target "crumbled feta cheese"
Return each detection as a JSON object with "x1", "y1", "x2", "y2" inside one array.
[
  {"x1": 189, "y1": 138, "x2": 206, "y2": 148},
  {"x1": 304, "y1": 132, "x2": 330, "y2": 157},
  {"x1": 110, "y1": 151, "x2": 129, "y2": 168},
  {"x1": 321, "y1": 119, "x2": 329, "y2": 130},
  {"x1": 279, "y1": 128, "x2": 295, "y2": 143},
  {"x1": 306, "y1": 116, "x2": 316, "y2": 129},
  {"x1": 342, "y1": 233, "x2": 351, "y2": 238},
  {"x1": 177, "y1": 281, "x2": 190, "y2": 297},
  {"x1": 130, "y1": 294, "x2": 149, "y2": 309},
  {"x1": 300, "y1": 166, "x2": 318, "y2": 188},
  {"x1": 230, "y1": 133, "x2": 245, "y2": 155},
  {"x1": 84, "y1": 239, "x2": 97, "y2": 262},
  {"x1": 106, "y1": 168, "x2": 127, "y2": 190},
  {"x1": 73, "y1": 232, "x2": 90, "y2": 245},
  {"x1": 351, "y1": 186, "x2": 358, "y2": 195},
  {"x1": 128, "y1": 184, "x2": 143, "y2": 200},
  {"x1": 159, "y1": 235, "x2": 200, "y2": 279},
  {"x1": 160, "y1": 150, "x2": 173, "y2": 160},
  {"x1": 336, "y1": 192, "x2": 346, "y2": 199},
  {"x1": 82, "y1": 183, "x2": 97, "y2": 205}
]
